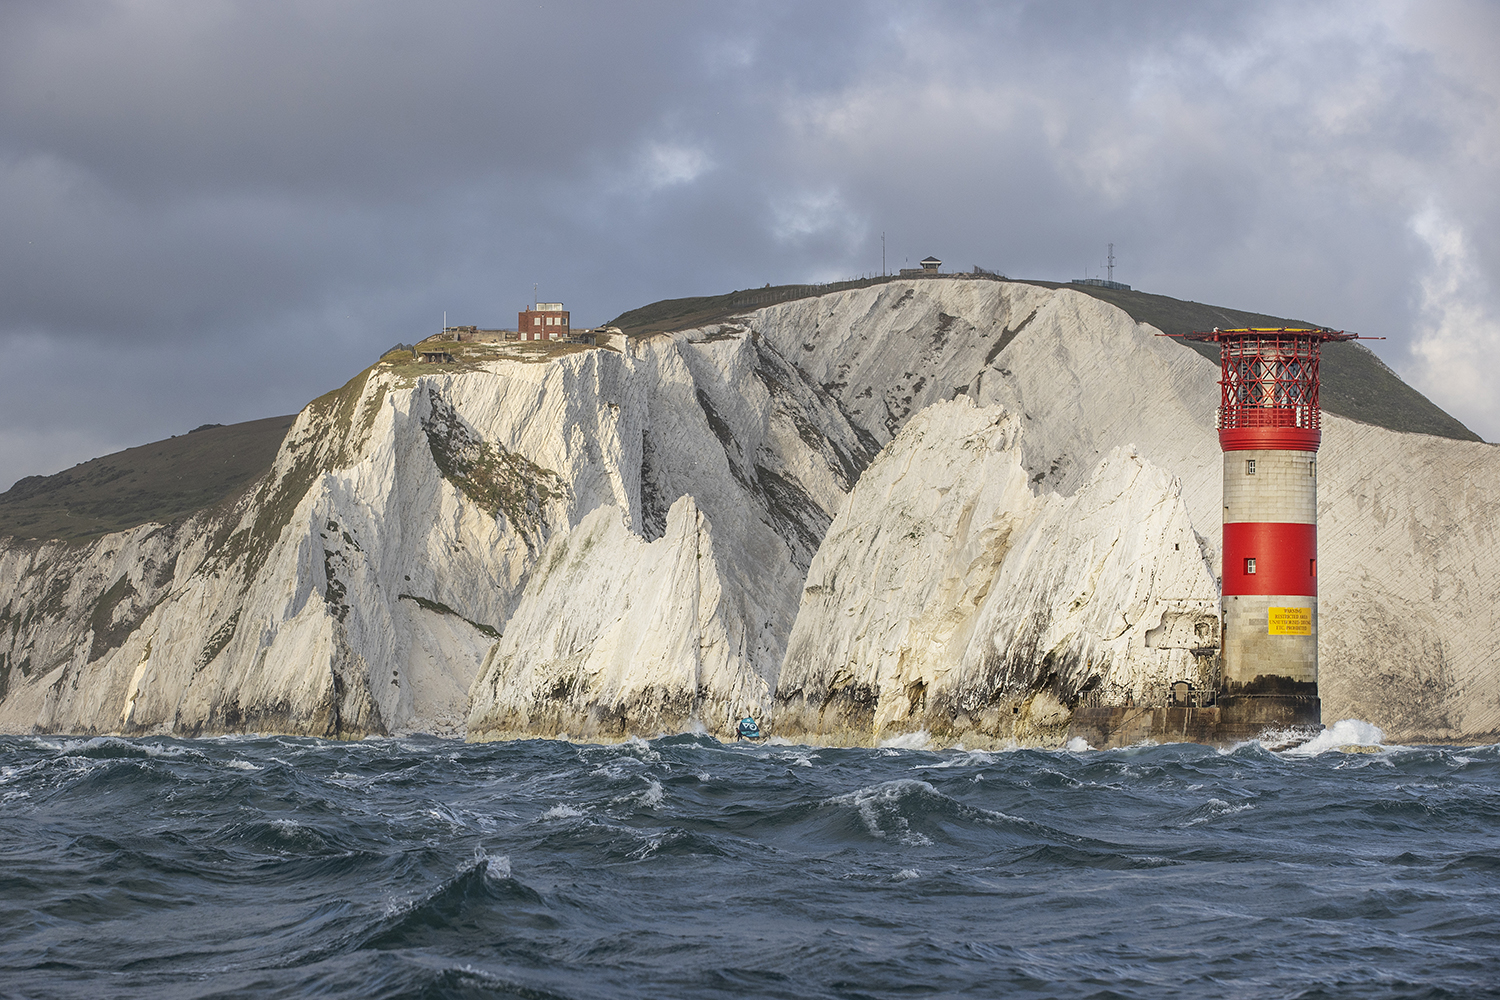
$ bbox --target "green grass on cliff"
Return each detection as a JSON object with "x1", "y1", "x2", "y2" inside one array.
[
  {"x1": 0, "y1": 416, "x2": 295, "y2": 543},
  {"x1": 605, "y1": 277, "x2": 899, "y2": 338}
]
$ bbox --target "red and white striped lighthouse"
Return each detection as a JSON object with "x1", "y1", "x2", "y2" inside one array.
[{"x1": 1186, "y1": 327, "x2": 1359, "y2": 732}]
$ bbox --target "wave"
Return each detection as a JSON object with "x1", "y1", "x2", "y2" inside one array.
[
  {"x1": 5, "y1": 734, "x2": 1500, "y2": 999},
  {"x1": 808, "y1": 778, "x2": 1082, "y2": 850},
  {"x1": 1277, "y1": 718, "x2": 1386, "y2": 756}
]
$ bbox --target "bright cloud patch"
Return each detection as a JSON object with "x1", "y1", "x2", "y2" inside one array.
[
  {"x1": 770, "y1": 188, "x2": 860, "y2": 245},
  {"x1": 1408, "y1": 205, "x2": 1500, "y2": 441},
  {"x1": 640, "y1": 143, "x2": 712, "y2": 191}
]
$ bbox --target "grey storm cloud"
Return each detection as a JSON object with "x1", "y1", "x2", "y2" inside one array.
[{"x1": 2, "y1": 0, "x2": 1497, "y2": 488}]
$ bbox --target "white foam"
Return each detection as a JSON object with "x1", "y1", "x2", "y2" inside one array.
[
  {"x1": 638, "y1": 779, "x2": 664, "y2": 808},
  {"x1": 880, "y1": 730, "x2": 933, "y2": 750},
  {"x1": 1184, "y1": 798, "x2": 1256, "y2": 826},
  {"x1": 540, "y1": 803, "x2": 587, "y2": 819},
  {"x1": 425, "y1": 803, "x2": 465, "y2": 829},
  {"x1": 50, "y1": 736, "x2": 194, "y2": 759},
  {"x1": 893, "y1": 868, "x2": 922, "y2": 881},
  {"x1": 1279, "y1": 718, "x2": 1386, "y2": 757},
  {"x1": 622, "y1": 735, "x2": 661, "y2": 762},
  {"x1": 928, "y1": 749, "x2": 998, "y2": 768},
  {"x1": 828, "y1": 778, "x2": 938, "y2": 845},
  {"x1": 1063, "y1": 736, "x2": 1092, "y2": 752}
]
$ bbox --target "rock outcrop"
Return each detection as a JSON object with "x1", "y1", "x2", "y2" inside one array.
[{"x1": 1, "y1": 278, "x2": 1495, "y2": 744}]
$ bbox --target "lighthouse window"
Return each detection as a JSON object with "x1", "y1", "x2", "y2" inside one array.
[
  {"x1": 1245, "y1": 557, "x2": 1257, "y2": 574},
  {"x1": 1310, "y1": 558, "x2": 1316, "y2": 577},
  {"x1": 1246, "y1": 459, "x2": 1257, "y2": 475},
  {"x1": 1309, "y1": 460, "x2": 1316, "y2": 477}
]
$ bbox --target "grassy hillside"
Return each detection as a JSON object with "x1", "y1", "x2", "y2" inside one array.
[
  {"x1": 1022, "y1": 281, "x2": 1480, "y2": 443},
  {"x1": 0, "y1": 415, "x2": 295, "y2": 543},
  {"x1": 605, "y1": 277, "x2": 896, "y2": 338},
  {"x1": 611, "y1": 276, "x2": 1481, "y2": 443}
]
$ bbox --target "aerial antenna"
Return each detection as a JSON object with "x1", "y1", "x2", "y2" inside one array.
[
  {"x1": 882, "y1": 232, "x2": 886, "y2": 276},
  {"x1": 533, "y1": 283, "x2": 537, "y2": 309},
  {"x1": 1107, "y1": 243, "x2": 1115, "y2": 283}
]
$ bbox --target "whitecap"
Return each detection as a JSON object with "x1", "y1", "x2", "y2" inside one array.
[
  {"x1": 1279, "y1": 718, "x2": 1385, "y2": 757},
  {"x1": 1184, "y1": 797, "x2": 1256, "y2": 826},
  {"x1": 481, "y1": 853, "x2": 512, "y2": 881},
  {"x1": 825, "y1": 778, "x2": 944, "y2": 845},
  {"x1": 425, "y1": 803, "x2": 465, "y2": 829},
  {"x1": 879, "y1": 730, "x2": 933, "y2": 750},
  {"x1": 927, "y1": 749, "x2": 998, "y2": 769}
]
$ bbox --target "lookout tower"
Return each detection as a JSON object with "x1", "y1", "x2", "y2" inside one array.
[
  {"x1": 519, "y1": 302, "x2": 569, "y2": 342},
  {"x1": 1183, "y1": 326, "x2": 1360, "y2": 732}
]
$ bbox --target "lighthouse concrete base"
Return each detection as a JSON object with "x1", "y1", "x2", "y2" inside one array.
[
  {"x1": 1069, "y1": 695, "x2": 1322, "y2": 749},
  {"x1": 1222, "y1": 595, "x2": 1318, "y2": 691}
]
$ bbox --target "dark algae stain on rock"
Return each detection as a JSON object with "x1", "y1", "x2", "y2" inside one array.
[{"x1": 423, "y1": 388, "x2": 565, "y2": 541}]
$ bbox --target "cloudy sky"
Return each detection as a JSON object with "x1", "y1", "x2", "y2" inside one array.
[{"x1": 2, "y1": 0, "x2": 1497, "y2": 489}]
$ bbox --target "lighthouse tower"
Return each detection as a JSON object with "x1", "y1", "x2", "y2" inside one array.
[{"x1": 1185, "y1": 327, "x2": 1358, "y2": 732}]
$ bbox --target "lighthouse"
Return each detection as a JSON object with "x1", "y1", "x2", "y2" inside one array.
[{"x1": 1186, "y1": 327, "x2": 1359, "y2": 733}]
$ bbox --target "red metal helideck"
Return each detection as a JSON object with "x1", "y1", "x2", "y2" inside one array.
[{"x1": 1174, "y1": 327, "x2": 1360, "y2": 451}]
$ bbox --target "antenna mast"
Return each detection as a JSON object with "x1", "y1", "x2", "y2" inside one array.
[
  {"x1": 1107, "y1": 244, "x2": 1115, "y2": 283},
  {"x1": 882, "y1": 232, "x2": 886, "y2": 276}
]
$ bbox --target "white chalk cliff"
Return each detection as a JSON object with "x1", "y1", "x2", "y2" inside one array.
[
  {"x1": 1, "y1": 279, "x2": 1495, "y2": 743},
  {"x1": 775, "y1": 398, "x2": 1219, "y2": 745}
]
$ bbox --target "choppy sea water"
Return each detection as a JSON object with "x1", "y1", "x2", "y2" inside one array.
[{"x1": 2, "y1": 723, "x2": 1498, "y2": 1000}]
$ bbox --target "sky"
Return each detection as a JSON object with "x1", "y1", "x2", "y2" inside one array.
[{"x1": 2, "y1": 0, "x2": 1497, "y2": 489}]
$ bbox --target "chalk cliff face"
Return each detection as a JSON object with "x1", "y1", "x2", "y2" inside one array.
[
  {"x1": 1, "y1": 278, "x2": 1496, "y2": 743},
  {"x1": 774, "y1": 398, "x2": 1219, "y2": 746},
  {"x1": 0, "y1": 329, "x2": 870, "y2": 739}
]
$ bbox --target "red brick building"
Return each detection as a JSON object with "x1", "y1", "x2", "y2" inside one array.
[{"x1": 518, "y1": 303, "x2": 570, "y2": 341}]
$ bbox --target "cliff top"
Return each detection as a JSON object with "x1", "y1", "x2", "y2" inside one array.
[
  {"x1": 0, "y1": 277, "x2": 1479, "y2": 544},
  {"x1": 610, "y1": 276, "x2": 1480, "y2": 444}
]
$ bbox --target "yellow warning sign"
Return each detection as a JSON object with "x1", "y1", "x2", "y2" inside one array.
[{"x1": 1268, "y1": 607, "x2": 1313, "y2": 635}]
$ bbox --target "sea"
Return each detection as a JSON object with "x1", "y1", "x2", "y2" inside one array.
[{"x1": 2, "y1": 721, "x2": 1498, "y2": 1000}]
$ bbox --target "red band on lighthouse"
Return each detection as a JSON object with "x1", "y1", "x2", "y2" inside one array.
[
  {"x1": 1219, "y1": 425, "x2": 1321, "y2": 452},
  {"x1": 1222, "y1": 521, "x2": 1317, "y2": 597}
]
